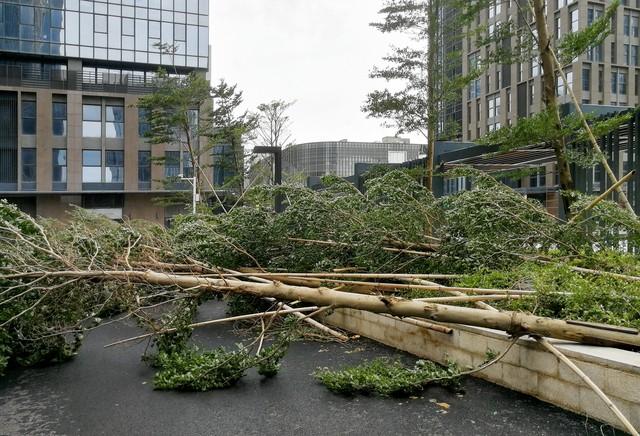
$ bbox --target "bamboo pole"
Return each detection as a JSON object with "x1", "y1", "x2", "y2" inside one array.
[
  {"x1": 222, "y1": 268, "x2": 349, "y2": 342},
  {"x1": 267, "y1": 277, "x2": 535, "y2": 296},
  {"x1": 20, "y1": 270, "x2": 640, "y2": 348},
  {"x1": 413, "y1": 294, "x2": 524, "y2": 303},
  {"x1": 232, "y1": 272, "x2": 462, "y2": 280},
  {"x1": 568, "y1": 170, "x2": 637, "y2": 224},
  {"x1": 537, "y1": 337, "x2": 639, "y2": 436},
  {"x1": 551, "y1": 49, "x2": 635, "y2": 216},
  {"x1": 104, "y1": 306, "x2": 320, "y2": 348}
]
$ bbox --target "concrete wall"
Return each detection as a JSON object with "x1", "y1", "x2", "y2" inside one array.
[{"x1": 324, "y1": 309, "x2": 640, "y2": 431}]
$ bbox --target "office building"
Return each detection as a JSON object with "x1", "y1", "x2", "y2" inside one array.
[
  {"x1": 281, "y1": 139, "x2": 424, "y2": 181},
  {"x1": 0, "y1": 0, "x2": 212, "y2": 223}
]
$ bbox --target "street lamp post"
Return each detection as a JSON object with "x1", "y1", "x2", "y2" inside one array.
[
  {"x1": 178, "y1": 173, "x2": 198, "y2": 214},
  {"x1": 253, "y1": 146, "x2": 283, "y2": 212}
]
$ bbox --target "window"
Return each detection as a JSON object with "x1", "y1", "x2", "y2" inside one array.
[
  {"x1": 138, "y1": 151, "x2": 151, "y2": 183},
  {"x1": 106, "y1": 105, "x2": 124, "y2": 138},
  {"x1": 22, "y1": 148, "x2": 36, "y2": 183},
  {"x1": 625, "y1": 14, "x2": 631, "y2": 36},
  {"x1": 105, "y1": 150, "x2": 124, "y2": 183},
  {"x1": 487, "y1": 94, "x2": 500, "y2": 119},
  {"x1": 165, "y1": 151, "x2": 180, "y2": 177},
  {"x1": 83, "y1": 104, "x2": 102, "y2": 137},
  {"x1": 569, "y1": 8, "x2": 578, "y2": 32},
  {"x1": 182, "y1": 151, "x2": 193, "y2": 178},
  {"x1": 138, "y1": 108, "x2": 151, "y2": 137},
  {"x1": 52, "y1": 102, "x2": 67, "y2": 136},
  {"x1": 582, "y1": 67, "x2": 591, "y2": 92},
  {"x1": 22, "y1": 99, "x2": 36, "y2": 135},
  {"x1": 633, "y1": 46, "x2": 639, "y2": 67},
  {"x1": 530, "y1": 167, "x2": 546, "y2": 188},
  {"x1": 625, "y1": 44, "x2": 631, "y2": 65},
  {"x1": 633, "y1": 15, "x2": 640, "y2": 37},
  {"x1": 531, "y1": 57, "x2": 540, "y2": 78},
  {"x1": 53, "y1": 149, "x2": 67, "y2": 183},
  {"x1": 83, "y1": 150, "x2": 102, "y2": 182}
]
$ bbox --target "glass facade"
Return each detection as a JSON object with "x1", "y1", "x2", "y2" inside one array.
[{"x1": 0, "y1": 0, "x2": 209, "y2": 69}]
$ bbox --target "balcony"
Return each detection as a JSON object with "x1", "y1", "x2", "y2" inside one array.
[{"x1": 0, "y1": 66, "x2": 158, "y2": 95}]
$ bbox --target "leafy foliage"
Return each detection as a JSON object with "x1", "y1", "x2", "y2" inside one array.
[{"x1": 314, "y1": 358, "x2": 460, "y2": 397}]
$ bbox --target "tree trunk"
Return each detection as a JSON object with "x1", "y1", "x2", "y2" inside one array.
[
  {"x1": 424, "y1": 0, "x2": 440, "y2": 192},
  {"x1": 22, "y1": 269, "x2": 640, "y2": 349},
  {"x1": 532, "y1": 0, "x2": 574, "y2": 216}
]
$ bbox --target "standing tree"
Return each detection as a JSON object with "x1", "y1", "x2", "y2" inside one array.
[
  {"x1": 137, "y1": 70, "x2": 214, "y2": 211},
  {"x1": 364, "y1": 0, "x2": 487, "y2": 191},
  {"x1": 250, "y1": 100, "x2": 296, "y2": 185},
  {"x1": 211, "y1": 80, "x2": 259, "y2": 196}
]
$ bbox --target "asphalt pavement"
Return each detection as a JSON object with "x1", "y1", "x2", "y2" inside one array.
[{"x1": 0, "y1": 301, "x2": 624, "y2": 436}]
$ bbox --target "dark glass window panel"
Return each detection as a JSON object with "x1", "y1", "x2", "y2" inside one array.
[
  {"x1": 53, "y1": 119, "x2": 67, "y2": 136},
  {"x1": 53, "y1": 149, "x2": 67, "y2": 166},
  {"x1": 165, "y1": 151, "x2": 180, "y2": 177},
  {"x1": 22, "y1": 148, "x2": 36, "y2": 182},
  {"x1": 83, "y1": 104, "x2": 101, "y2": 121},
  {"x1": 51, "y1": 0, "x2": 64, "y2": 9},
  {"x1": 138, "y1": 108, "x2": 150, "y2": 136},
  {"x1": 22, "y1": 148, "x2": 36, "y2": 166},
  {"x1": 20, "y1": 25, "x2": 34, "y2": 40},
  {"x1": 53, "y1": 166, "x2": 67, "y2": 182},
  {"x1": 52, "y1": 102, "x2": 66, "y2": 119},
  {"x1": 22, "y1": 101, "x2": 36, "y2": 135},
  {"x1": 83, "y1": 150, "x2": 101, "y2": 166},
  {"x1": 106, "y1": 150, "x2": 124, "y2": 166},
  {"x1": 51, "y1": 10, "x2": 63, "y2": 28},
  {"x1": 20, "y1": 7, "x2": 34, "y2": 25},
  {"x1": 37, "y1": 8, "x2": 51, "y2": 41},
  {"x1": 139, "y1": 150, "x2": 151, "y2": 165},
  {"x1": 105, "y1": 166, "x2": 123, "y2": 183},
  {"x1": 106, "y1": 106, "x2": 124, "y2": 122},
  {"x1": 4, "y1": 4, "x2": 19, "y2": 38}
]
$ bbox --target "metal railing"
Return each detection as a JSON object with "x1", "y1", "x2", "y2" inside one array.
[{"x1": 0, "y1": 65, "x2": 158, "y2": 94}]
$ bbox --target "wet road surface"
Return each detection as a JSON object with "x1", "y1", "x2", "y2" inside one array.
[{"x1": 0, "y1": 301, "x2": 623, "y2": 435}]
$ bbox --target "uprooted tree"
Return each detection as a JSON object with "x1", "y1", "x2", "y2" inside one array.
[{"x1": 1, "y1": 168, "x2": 640, "y2": 432}]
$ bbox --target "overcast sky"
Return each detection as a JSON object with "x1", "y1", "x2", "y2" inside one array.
[{"x1": 211, "y1": 0, "x2": 424, "y2": 145}]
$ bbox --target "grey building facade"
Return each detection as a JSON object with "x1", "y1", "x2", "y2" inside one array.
[
  {"x1": 463, "y1": 0, "x2": 640, "y2": 142},
  {"x1": 281, "y1": 139, "x2": 424, "y2": 180},
  {"x1": 0, "y1": 0, "x2": 211, "y2": 223}
]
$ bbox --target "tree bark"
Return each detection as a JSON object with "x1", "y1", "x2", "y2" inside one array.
[
  {"x1": 424, "y1": 0, "x2": 440, "y2": 192},
  {"x1": 17, "y1": 269, "x2": 640, "y2": 348},
  {"x1": 532, "y1": 0, "x2": 575, "y2": 216}
]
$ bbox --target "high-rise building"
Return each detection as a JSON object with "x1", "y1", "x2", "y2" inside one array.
[
  {"x1": 462, "y1": 0, "x2": 638, "y2": 142},
  {"x1": 0, "y1": 0, "x2": 211, "y2": 223}
]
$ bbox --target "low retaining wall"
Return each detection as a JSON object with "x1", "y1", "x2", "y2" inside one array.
[{"x1": 323, "y1": 309, "x2": 640, "y2": 430}]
